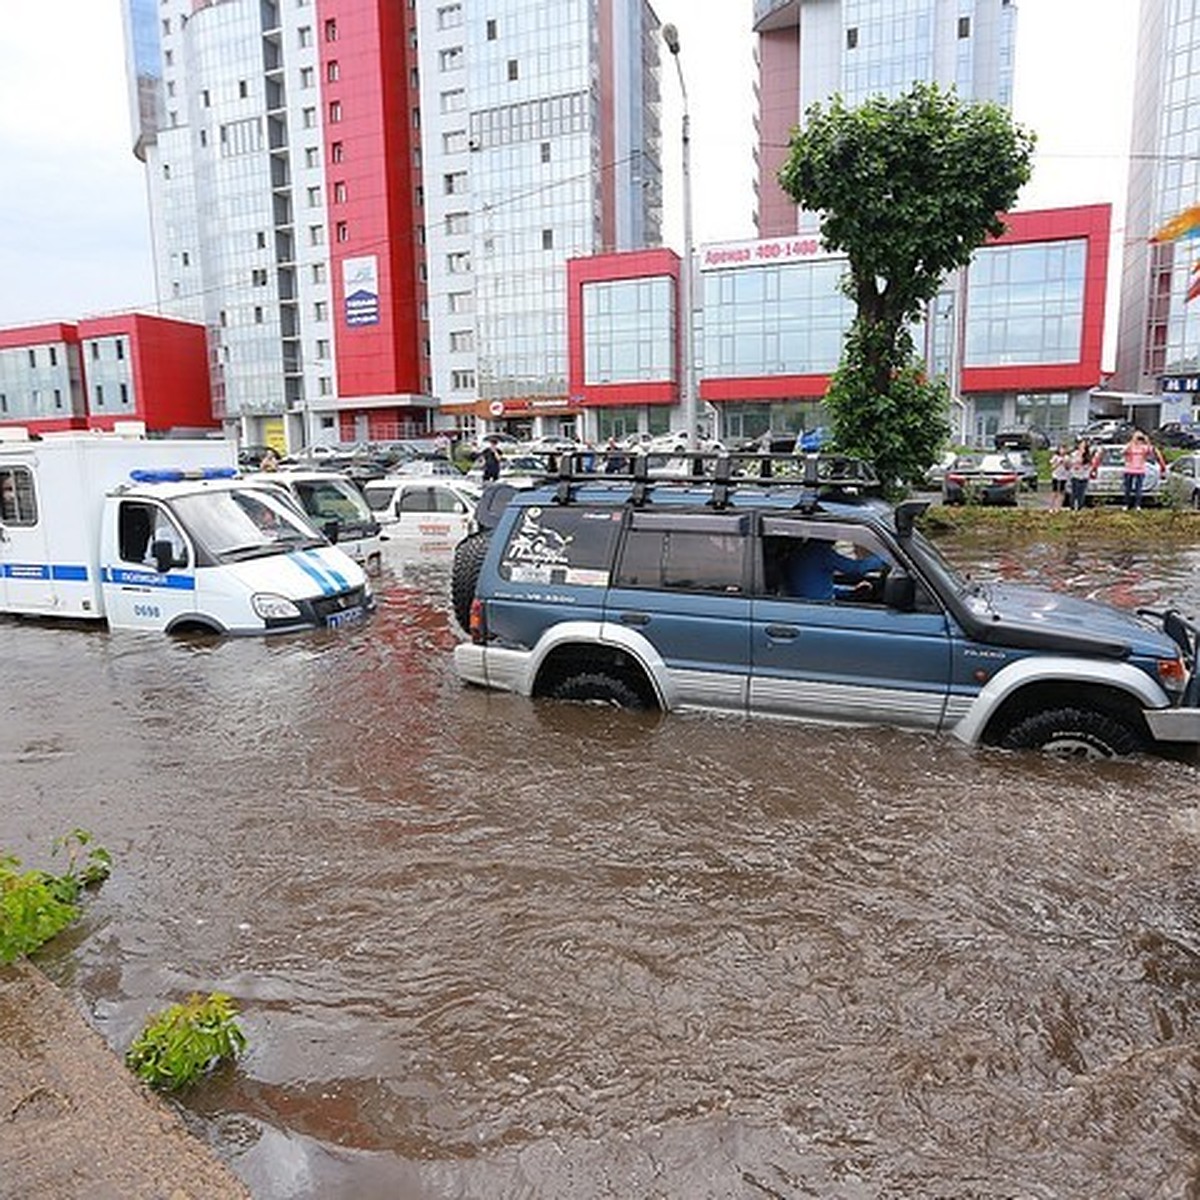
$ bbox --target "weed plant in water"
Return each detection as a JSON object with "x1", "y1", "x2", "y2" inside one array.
[
  {"x1": 0, "y1": 829, "x2": 111, "y2": 964},
  {"x1": 126, "y1": 992, "x2": 248, "y2": 1091}
]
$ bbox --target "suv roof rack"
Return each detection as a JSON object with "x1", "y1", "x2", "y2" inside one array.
[{"x1": 547, "y1": 450, "x2": 879, "y2": 508}]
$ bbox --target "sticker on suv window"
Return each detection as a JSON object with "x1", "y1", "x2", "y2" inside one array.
[{"x1": 500, "y1": 507, "x2": 616, "y2": 587}]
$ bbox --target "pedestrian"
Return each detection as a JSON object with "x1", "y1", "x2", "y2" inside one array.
[
  {"x1": 1068, "y1": 438, "x2": 1093, "y2": 511},
  {"x1": 260, "y1": 448, "x2": 279, "y2": 472},
  {"x1": 480, "y1": 438, "x2": 502, "y2": 483},
  {"x1": 1121, "y1": 429, "x2": 1165, "y2": 510},
  {"x1": 1050, "y1": 443, "x2": 1071, "y2": 508}
]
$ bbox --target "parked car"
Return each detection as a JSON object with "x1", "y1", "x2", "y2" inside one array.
[
  {"x1": 922, "y1": 449, "x2": 959, "y2": 489},
  {"x1": 391, "y1": 455, "x2": 463, "y2": 478},
  {"x1": 1081, "y1": 418, "x2": 1138, "y2": 444},
  {"x1": 1088, "y1": 442, "x2": 1164, "y2": 504},
  {"x1": 1164, "y1": 452, "x2": 1200, "y2": 508},
  {"x1": 942, "y1": 452, "x2": 1021, "y2": 506},
  {"x1": 237, "y1": 444, "x2": 276, "y2": 469},
  {"x1": 1005, "y1": 448, "x2": 1040, "y2": 491},
  {"x1": 448, "y1": 451, "x2": 1200, "y2": 760},
  {"x1": 362, "y1": 476, "x2": 483, "y2": 554},
  {"x1": 1154, "y1": 422, "x2": 1200, "y2": 450},
  {"x1": 994, "y1": 425, "x2": 1050, "y2": 451},
  {"x1": 465, "y1": 453, "x2": 550, "y2": 487},
  {"x1": 795, "y1": 426, "x2": 833, "y2": 453}
]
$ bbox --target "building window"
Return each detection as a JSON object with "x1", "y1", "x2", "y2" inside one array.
[
  {"x1": 541, "y1": 141, "x2": 551, "y2": 163},
  {"x1": 846, "y1": 26, "x2": 858, "y2": 49},
  {"x1": 198, "y1": 128, "x2": 207, "y2": 147},
  {"x1": 200, "y1": 87, "x2": 208, "y2": 106},
  {"x1": 305, "y1": 146, "x2": 319, "y2": 167},
  {"x1": 314, "y1": 300, "x2": 328, "y2": 321},
  {"x1": 324, "y1": 18, "x2": 337, "y2": 41},
  {"x1": 333, "y1": 181, "x2": 347, "y2": 203},
  {"x1": 319, "y1": 376, "x2": 333, "y2": 395},
  {"x1": 542, "y1": 228, "x2": 554, "y2": 250},
  {"x1": 440, "y1": 46, "x2": 464, "y2": 71},
  {"x1": 29, "y1": 348, "x2": 38, "y2": 367},
  {"x1": 331, "y1": 141, "x2": 344, "y2": 163},
  {"x1": 327, "y1": 60, "x2": 340, "y2": 82},
  {"x1": 486, "y1": 18, "x2": 497, "y2": 39},
  {"x1": 302, "y1": 107, "x2": 317, "y2": 128},
  {"x1": 239, "y1": 79, "x2": 248, "y2": 98},
  {"x1": 507, "y1": 59, "x2": 518, "y2": 81},
  {"x1": 298, "y1": 25, "x2": 312, "y2": 46},
  {"x1": 441, "y1": 88, "x2": 466, "y2": 113},
  {"x1": 329, "y1": 100, "x2": 342, "y2": 123},
  {"x1": 316, "y1": 339, "x2": 330, "y2": 358},
  {"x1": 312, "y1": 262, "x2": 327, "y2": 284},
  {"x1": 444, "y1": 171, "x2": 468, "y2": 195},
  {"x1": 447, "y1": 251, "x2": 471, "y2": 273},
  {"x1": 120, "y1": 383, "x2": 129, "y2": 406},
  {"x1": 438, "y1": 4, "x2": 463, "y2": 29},
  {"x1": 307, "y1": 185, "x2": 322, "y2": 206},
  {"x1": 254, "y1": 306, "x2": 264, "y2": 324},
  {"x1": 448, "y1": 291, "x2": 472, "y2": 314},
  {"x1": 450, "y1": 370, "x2": 476, "y2": 390},
  {"x1": 300, "y1": 66, "x2": 314, "y2": 88},
  {"x1": 445, "y1": 210, "x2": 470, "y2": 235},
  {"x1": 95, "y1": 385, "x2": 104, "y2": 407},
  {"x1": 958, "y1": 15, "x2": 971, "y2": 37},
  {"x1": 449, "y1": 330, "x2": 474, "y2": 352},
  {"x1": 443, "y1": 128, "x2": 467, "y2": 153},
  {"x1": 115, "y1": 339, "x2": 125, "y2": 360},
  {"x1": 335, "y1": 221, "x2": 349, "y2": 243},
  {"x1": 48, "y1": 346, "x2": 57, "y2": 366},
  {"x1": 164, "y1": 49, "x2": 173, "y2": 66},
  {"x1": 309, "y1": 224, "x2": 325, "y2": 245},
  {"x1": 252, "y1": 268, "x2": 269, "y2": 286},
  {"x1": 54, "y1": 389, "x2": 63, "y2": 409},
  {"x1": 257, "y1": 231, "x2": 267, "y2": 248}
]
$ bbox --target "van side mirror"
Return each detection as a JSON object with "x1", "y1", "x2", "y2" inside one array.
[
  {"x1": 322, "y1": 519, "x2": 340, "y2": 544},
  {"x1": 882, "y1": 569, "x2": 916, "y2": 611},
  {"x1": 151, "y1": 539, "x2": 179, "y2": 574}
]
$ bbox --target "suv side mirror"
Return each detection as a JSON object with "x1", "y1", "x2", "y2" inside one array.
[
  {"x1": 882, "y1": 569, "x2": 916, "y2": 611},
  {"x1": 322, "y1": 519, "x2": 340, "y2": 544},
  {"x1": 151, "y1": 539, "x2": 180, "y2": 574}
]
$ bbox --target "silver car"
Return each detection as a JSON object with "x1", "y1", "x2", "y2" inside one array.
[{"x1": 1088, "y1": 443, "x2": 1163, "y2": 503}]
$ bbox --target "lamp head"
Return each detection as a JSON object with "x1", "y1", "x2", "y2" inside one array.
[{"x1": 662, "y1": 22, "x2": 680, "y2": 55}]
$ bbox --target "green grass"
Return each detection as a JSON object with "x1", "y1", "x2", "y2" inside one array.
[{"x1": 919, "y1": 502, "x2": 1200, "y2": 546}]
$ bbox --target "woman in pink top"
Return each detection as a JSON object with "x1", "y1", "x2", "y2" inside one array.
[{"x1": 1122, "y1": 429, "x2": 1165, "y2": 510}]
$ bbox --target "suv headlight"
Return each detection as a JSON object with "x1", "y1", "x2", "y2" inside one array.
[{"x1": 252, "y1": 593, "x2": 301, "y2": 620}]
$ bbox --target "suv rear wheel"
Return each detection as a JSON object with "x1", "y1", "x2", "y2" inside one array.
[
  {"x1": 548, "y1": 671, "x2": 647, "y2": 710},
  {"x1": 999, "y1": 706, "x2": 1145, "y2": 759}
]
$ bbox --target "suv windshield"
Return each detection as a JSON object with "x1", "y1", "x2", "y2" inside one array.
[{"x1": 172, "y1": 487, "x2": 322, "y2": 561}]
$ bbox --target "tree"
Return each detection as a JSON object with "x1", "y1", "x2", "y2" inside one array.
[{"x1": 777, "y1": 82, "x2": 1035, "y2": 488}]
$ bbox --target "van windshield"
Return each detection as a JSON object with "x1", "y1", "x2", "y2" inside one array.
[{"x1": 171, "y1": 486, "x2": 324, "y2": 561}]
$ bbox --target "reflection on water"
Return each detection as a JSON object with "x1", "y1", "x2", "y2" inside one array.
[{"x1": 3, "y1": 541, "x2": 1200, "y2": 1198}]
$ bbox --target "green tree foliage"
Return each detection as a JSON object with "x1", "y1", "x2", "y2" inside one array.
[{"x1": 777, "y1": 82, "x2": 1035, "y2": 487}]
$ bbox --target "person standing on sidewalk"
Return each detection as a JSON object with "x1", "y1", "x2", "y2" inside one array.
[
  {"x1": 1121, "y1": 429, "x2": 1165, "y2": 510},
  {"x1": 1068, "y1": 438, "x2": 1095, "y2": 511},
  {"x1": 1050, "y1": 443, "x2": 1071, "y2": 508}
]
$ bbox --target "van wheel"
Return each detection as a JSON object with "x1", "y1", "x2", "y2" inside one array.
[
  {"x1": 451, "y1": 531, "x2": 490, "y2": 632},
  {"x1": 1000, "y1": 706, "x2": 1145, "y2": 759},
  {"x1": 549, "y1": 671, "x2": 646, "y2": 710}
]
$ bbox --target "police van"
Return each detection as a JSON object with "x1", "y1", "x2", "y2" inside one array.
[{"x1": 0, "y1": 428, "x2": 372, "y2": 635}]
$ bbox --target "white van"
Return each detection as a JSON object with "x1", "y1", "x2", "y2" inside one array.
[
  {"x1": 362, "y1": 475, "x2": 482, "y2": 554},
  {"x1": 0, "y1": 430, "x2": 371, "y2": 635},
  {"x1": 245, "y1": 468, "x2": 384, "y2": 574}
]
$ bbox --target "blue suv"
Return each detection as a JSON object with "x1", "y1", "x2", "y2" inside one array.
[{"x1": 451, "y1": 454, "x2": 1200, "y2": 759}]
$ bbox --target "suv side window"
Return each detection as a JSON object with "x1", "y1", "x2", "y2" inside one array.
[
  {"x1": 760, "y1": 517, "x2": 895, "y2": 604},
  {"x1": 499, "y1": 504, "x2": 623, "y2": 586},
  {"x1": 615, "y1": 512, "x2": 750, "y2": 593}
]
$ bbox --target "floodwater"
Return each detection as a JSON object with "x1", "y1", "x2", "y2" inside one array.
[{"x1": 5, "y1": 533, "x2": 1200, "y2": 1199}]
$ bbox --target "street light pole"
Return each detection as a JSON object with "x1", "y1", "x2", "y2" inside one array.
[{"x1": 662, "y1": 23, "x2": 697, "y2": 451}]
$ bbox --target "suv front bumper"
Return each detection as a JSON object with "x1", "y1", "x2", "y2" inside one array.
[{"x1": 1144, "y1": 704, "x2": 1200, "y2": 744}]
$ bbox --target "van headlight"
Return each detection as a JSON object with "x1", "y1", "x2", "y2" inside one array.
[{"x1": 253, "y1": 593, "x2": 301, "y2": 620}]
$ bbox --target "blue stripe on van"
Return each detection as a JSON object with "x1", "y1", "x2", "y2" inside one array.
[
  {"x1": 51, "y1": 564, "x2": 89, "y2": 581},
  {"x1": 303, "y1": 548, "x2": 348, "y2": 591},
  {"x1": 102, "y1": 567, "x2": 197, "y2": 591},
  {"x1": 288, "y1": 551, "x2": 337, "y2": 596}
]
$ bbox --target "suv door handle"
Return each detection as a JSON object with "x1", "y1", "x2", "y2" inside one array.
[
  {"x1": 765, "y1": 624, "x2": 799, "y2": 640},
  {"x1": 619, "y1": 611, "x2": 650, "y2": 627}
]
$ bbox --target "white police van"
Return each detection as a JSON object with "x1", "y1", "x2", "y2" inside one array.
[{"x1": 0, "y1": 428, "x2": 371, "y2": 635}]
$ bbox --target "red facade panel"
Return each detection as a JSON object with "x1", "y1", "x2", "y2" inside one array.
[
  {"x1": 756, "y1": 28, "x2": 800, "y2": 238},
  {"x1": 79, "y1": 314, "x2": 213, "y2": 432},
  {"x1": 961, "y1": 204, "x2": 1110, "y2": 394},
  {"x1": 320, "y1": 0, "x2": 423, "y2": 400},
  {"x1": 567, "y1": 249, "x2": 681, "y2": 408}
]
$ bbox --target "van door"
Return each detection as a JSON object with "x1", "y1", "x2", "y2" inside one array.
[
  {"x1": 749, "y1": 517, "x2": 952, "y2": 729},
  {"x1": 0, "y1": 464, "x2": 58, "y2": 614},
  {"x1": 604, "y1": 511, "x2": 752, "y2": 711},
  {"x1": 100, "y1": 499, "x2": 197, "y2": 631}
]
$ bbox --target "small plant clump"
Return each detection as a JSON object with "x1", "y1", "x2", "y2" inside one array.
[
  {"x1": 0, "y1": 829, "x2": 112, "y2": 964},
  {"x1": 126, "y1": 992, "x2": 248, "y2": 1091}
]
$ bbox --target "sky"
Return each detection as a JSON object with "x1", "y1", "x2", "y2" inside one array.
[{"x1": 0, "y1": 0, "x2": 1141, "y2": 330}]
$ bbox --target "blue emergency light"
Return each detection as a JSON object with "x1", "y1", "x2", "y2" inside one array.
[{"x1": 129, "y1": 467, "x2": 238, "y2": 483}]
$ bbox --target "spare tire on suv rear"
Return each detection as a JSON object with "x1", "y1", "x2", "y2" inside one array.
[{"x1": 451, "y1": 530, "x2": 491, "y2": 632}]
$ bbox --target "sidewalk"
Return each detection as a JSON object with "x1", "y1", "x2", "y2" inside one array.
[{"x1": 0, "y1": 962, "x2": 250, "y2": 1200}]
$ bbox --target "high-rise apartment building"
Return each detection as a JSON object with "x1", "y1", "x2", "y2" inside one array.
[
  {"x1": 1114, "y1": 0, "x2": 1200, "y2": 424},
  {"x1": 121, "y1": 0, "x2": 662, "y2": 450},
  {"x1": 753, "y1": 0, "x2": 1017, "y2": 236}
]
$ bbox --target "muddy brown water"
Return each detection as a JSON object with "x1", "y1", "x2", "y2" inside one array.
[{"x1": 4, "y1": 535, "x2": 1200, "y2": 1198}]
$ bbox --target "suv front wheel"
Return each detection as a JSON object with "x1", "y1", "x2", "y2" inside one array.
[
  {"x1": 999, "y1": 705, "x2": 1146, "y2": 759},
  {"x1": 548, "y1": 671, "x2": 648, "y2": 710}
]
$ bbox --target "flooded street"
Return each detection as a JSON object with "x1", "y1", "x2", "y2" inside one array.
[{"x1": 5, "y1": 535, "x2": 1200, "y2": 1198}]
